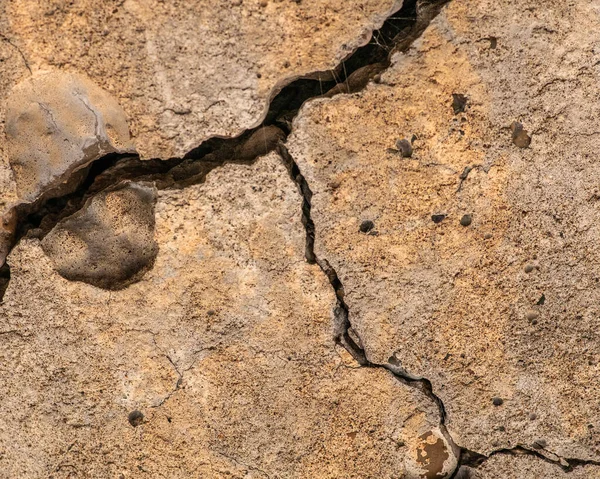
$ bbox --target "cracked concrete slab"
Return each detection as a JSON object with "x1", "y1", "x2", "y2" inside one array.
[
  {"x1": 1, "y1": 0, "x2": 400, "y2": 159},
  {"x1": 288, "y1": 0, "x2": 600, "y2": 464},
  {"x1": 0, "y1": 153, "x2": 456, "y2": 477}
]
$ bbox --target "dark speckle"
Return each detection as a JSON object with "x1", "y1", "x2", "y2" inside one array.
[
  {"x1": 128, "y1": 410, "x2": 144, "y2": 427},
  {"x1": 532, "y1": 439, "x2": 548, "y2": 449},
  {"x1": 395, "y1": 139, "x2": 413, "y2": 158},
  {"x1": 460, "y1": 214, "x2": 472, "y2": 227},
  {"x1": 359, "y1": 220, "x2": 375, "y2": 233},
  {"x1": 511, "y1": 121, "x2": 531, "y2": 148},
  {"x1": 536, "y1": 294, "x2": 545, "y2": 306},
  {"x1": 452, "y1": 93, "x2": 468, "y2": 114},
  {"x1": 492, "y1": 397, "x2": 504, "y2": 406},
  {"x1": 431, "y1": 214, "x2": 446, "y2": 224}
]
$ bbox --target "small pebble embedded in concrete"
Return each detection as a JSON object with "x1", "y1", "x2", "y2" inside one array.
[
  {"x1": 529, "y1": 413, "x2": 537, "y2": 420},
  {"x1": 511, "y1": 121, "x2": 532, "y2": 148},
  {"x1": 359, "y1": 220, "x2": 375, "y2": 233},
  {"x1": 431, "y1": 214, "x2": 446, "y2": 224},
  {"x1": 460, "y1": 214, "x2": 472, "y2": 227},
  {"x1": 532, "y1": 439, "x2": 548, "y2": 449},
  {"x1": 452, "y1": 93, "x2": 468, "y2": 114},
  {"x1": 395, "y1": 138, "x2": 413, "y2": 158},
  {"x1": 524, "y1": 264, "x2": 534, "y2": 273},
  {"x1": 484, "y1": 233, "x2": 492, "y2": 239},
  {"x1": 526, "y1": 311, "x2": 539, "y2": 321},
  {"x1": 128, "y1": 410, "x2": 144, "y2": 427},
  {"x1": 492, "y1": 397, "x2": 503, "y2": 406}
]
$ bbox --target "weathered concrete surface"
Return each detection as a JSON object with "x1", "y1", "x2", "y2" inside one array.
[
  {"x1": 0, "y1": 154, "x2": 456, "y2": 477},
  {"x1": 477, "y1": 455, "x2": 600, "y2": 479},
  {"x1": 2, "y1": 0, "x2": 400, "y2": 159},
  {"x1": 288, "y1": 0, "x2": 600, "y2": 462}
]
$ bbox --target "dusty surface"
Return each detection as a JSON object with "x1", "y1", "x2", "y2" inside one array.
[
  {"x1": 0, "y1": 154, "x2": 456, "y2": 477},
  {"x1": 289, "y1": 0, "x2": 600, "y2": 464},
  {"x1": 1, "y1": 0, "x2": 600, "y2": 477},
  {"x1": 2, "y1": 0, "x2": 400, "y2": 159}
]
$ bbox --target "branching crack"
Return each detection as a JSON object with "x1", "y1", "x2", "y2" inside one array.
[
  {"x1": 278, "y1": 142, "x2": 479, "y2": 478},
  {"x1": 4, "y1": 1, "x2": 560, "y2": 477}
]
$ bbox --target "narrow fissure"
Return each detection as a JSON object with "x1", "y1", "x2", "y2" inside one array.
[
  {"x1": 278, "y1": 142, "x2": 484, "y2": 478},
  {"x1": 4, "y1": 1, "x2": 588, "y2": 477},
  {"x1": 1, "y1": 0, "x2": 443, "y2": 303}
]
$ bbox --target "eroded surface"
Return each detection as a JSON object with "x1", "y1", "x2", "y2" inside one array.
[
  {"x1": 288, "y1": 0, "x2": 600, "y2": 462},
  {"x1": 0, "y1": 154, "x2": 456, "y2": 477}
]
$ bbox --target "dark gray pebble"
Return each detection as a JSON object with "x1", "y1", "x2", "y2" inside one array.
[
  {"x1": 128, "y1": 410, "x2": 144, "y2": 427},
  {"x1": 460, "y1": 214, "x2": 472, "y2": 227},
  {"x1": 395, "y1": 139, "x2": 413, "y2": 158},
  {"x1": 359, "y1": 220, "x2": 375, "y2": 233}
]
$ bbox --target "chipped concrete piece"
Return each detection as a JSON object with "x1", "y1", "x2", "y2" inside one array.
[
  {"x1": 5, "y1": 71, "x2": 133, "y2": 203},
  {"x1": 288, "y1": 0, "x2": 600, "y2": 465},
  {"x1": 4, "y1": 0, "x2": 401, "y2": 159},
  {"x1": 0, "y1": 154, "x2": 456, "y2": 477},
  {"x1": 41, "y1": 182, "x2": 157, "y2": 289}
]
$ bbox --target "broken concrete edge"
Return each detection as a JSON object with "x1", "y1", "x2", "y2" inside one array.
[
  {"x1": 240, "y1": 0, "x2": 404, "y2": 136},
  {"x1": 0, "y1": 0, "x2": 405, "y2": 273},
  {"x1": 0, "y1": 0, "x2": 425, "y2": 281}
]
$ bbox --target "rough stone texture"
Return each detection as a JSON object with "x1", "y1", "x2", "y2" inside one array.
[
  {"x1": 41, "y1": 182, "x2": 158, "y2": 289},
  {"x1": 477, "y1": 455, "x2": 600, "y2": 479},
  {"x1": 5, "y1": 70, "x2": 134, "y2": 203},
  {"x1": 2, "y1": 0, "x2": 600, "y2": 476},
  {"x1": 2, "y1": 0, "x2": 400, "y2": 159},
  {"x1": 288, "y1": 0, "x2": 600, "y2": 463},
  {"x1": 0, "y1": 154, "x2": 456, "y2": 477}
]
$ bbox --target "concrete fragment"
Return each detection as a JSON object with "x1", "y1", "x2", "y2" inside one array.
[
  {"x1": 0, "y1": 154, "x2": 457, "y2": 476},
  {"x1": 41, "y1": 182, "x2": 157, "y2": 289},
  {"x1": 288, "y1": 0, "x2": 600, "y2": 461},
  {"x1": 5, "y1": 71, "x2": 133, "y2": 203}
]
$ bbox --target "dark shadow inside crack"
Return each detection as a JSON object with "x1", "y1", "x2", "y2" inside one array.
[{"x1": 2, "y1": 0, "x2": 448, "y2": 297}]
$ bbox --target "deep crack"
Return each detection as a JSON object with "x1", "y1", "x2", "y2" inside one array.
[
  {"x1": 0, "y1": 1, "x2": 518, "y2": 476},
  {"x1": 0, "y1": 0, "x2": 444, "y2": 302},
  {"x1": 277, "y1": 142, "x2": 478, "y2": 478}
]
